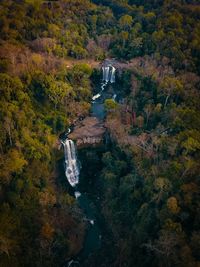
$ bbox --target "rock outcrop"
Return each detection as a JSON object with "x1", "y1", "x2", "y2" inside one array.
[{"x1": 68, "y1": 117, "x2": 106, "y2": 147}]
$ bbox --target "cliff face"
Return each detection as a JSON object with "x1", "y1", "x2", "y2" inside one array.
[{"x1": 68, "y1": 117, "x2": 106, "y2": 147}]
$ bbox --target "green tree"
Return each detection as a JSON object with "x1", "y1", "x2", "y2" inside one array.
[
  {"x1": 104, "y1": 99, "x2": 118, "y2": 111},
  {"x1": 119, "y1": 15, "x2": 133, "y2": 30}
]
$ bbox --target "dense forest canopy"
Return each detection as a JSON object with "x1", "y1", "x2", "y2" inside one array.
[
  {"x1": 1, "y1": 0, "x2": 200, "y2": 71},
  {"x1": 0, "y1": 0, "x2": 200, "y2": 267}
]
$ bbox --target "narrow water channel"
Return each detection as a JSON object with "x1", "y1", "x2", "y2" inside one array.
[{"x1": 63, "y1": 61, "x2": 117, "y2": 267}]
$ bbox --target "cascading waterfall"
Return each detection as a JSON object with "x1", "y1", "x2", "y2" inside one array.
[
  {"x1": 110, "y1": 66, "x2": 116, "y2": 83},
  {"x1": 62, "y1": 139, "x2": 79, "y2": 187},
  {"x1": 102, "y1": 66, "x2": 105, "y2": 82},
  {"x1": 63, "y1": 137, "x2": 99, "y2": 267},
  {"x1": 102, "y1": 65, "x2": 116, "y2": 83},
  {"x1": 92, "y1": 64, "x2": 116, "y2": 101},
  {"x1": 104, "y1": 66, "x2": 110, "y2": 82}
]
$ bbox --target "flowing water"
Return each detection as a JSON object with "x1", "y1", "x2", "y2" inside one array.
[
  {"x1": 62, "y1": 139, "x2": 79, "y2": 187},
  {"x1": 63, "y1": 61, "x2": 116, "y2": 267},
  {"x1": 92, "y1": 65, "x2": 116, "y2": 102},
  {"x1": 91, "y1": 64, "x2": 116, "y2": 119}
]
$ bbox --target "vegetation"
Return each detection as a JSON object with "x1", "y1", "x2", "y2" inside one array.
[
  {"x1": 0, "y1": 0, "x2": 200, "y2": 267},
  {"x1": 98, "y1": 66, "x2": 200, "y2": 267}
]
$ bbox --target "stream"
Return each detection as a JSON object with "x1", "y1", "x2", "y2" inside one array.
[{"x1": 62, "y1": 61, "x2": 117, "y2": 267}]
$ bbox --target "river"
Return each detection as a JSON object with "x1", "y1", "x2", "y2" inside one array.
[{"x1": 62, "y1": 61, "x2": 117, "y2": 267}]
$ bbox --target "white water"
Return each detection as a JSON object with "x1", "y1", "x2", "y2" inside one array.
[
  {"x1": 102, "y1": 65, "x2": 115, "y2": 83},
  {"x1": 75, "y1": 191, "x2": 81, "y2": 198},
  {"x1": 68, "y1": 260, "x2": 79, "y2": 267},
  {"x1": 100, "y1": 81, "x2": 107, "y2": 91},
  {"x1": 90, "y1": 220, "x2": 94, "y2": 225},
  {"x1": 110, "y1": 66, "x2": 116, "y2": 83},
  {"x1": 112, "y1": 94, "x2": 117, "y2": 100},
  {"x1": 67, "y1": 128, "x2": 71, "y2": 134},
  {"x1": 104, "y1": 66, "x2": 110, "y2": 82},
  {"x1": 92, "y1": 64, "x2": 116, "y2": 102},
  {"x1": 62, "y1": 139, "x2": 79, "y2": 187},
  {"x1": 92, "y1": 93, "x2": 101, "y2": 101}
]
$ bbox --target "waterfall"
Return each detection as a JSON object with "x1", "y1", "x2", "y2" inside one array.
[
  {"x1": 110, "y1": 66, "x2": 116, "y2": 83},
  {"x1": 104, "y1": 66, "x2": 110, "y2": 82},
  {"x1": 62, "y1": 139, "x2": 79, "y2": 187},
  {"x1": 102, "y1": 65, "x2": 116, "y2": 83},
  {"x1": 102, "y1": 66, "x2": 105, "y2": 82},
  {"x1": 92, "y1": 62, "x2": 116, "y2": 103}
]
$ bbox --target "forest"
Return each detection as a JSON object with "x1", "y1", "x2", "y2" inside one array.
[{"x1": 0, "y1": 0, "x2": 200, "y2": 267}]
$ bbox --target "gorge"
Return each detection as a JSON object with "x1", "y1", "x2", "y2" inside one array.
[
  {"x1": 62, "y1": 61, "x2": 117, "y2": 266},
  {"x1": 1, "y1": 1, "x2": 200, "y2": 267}
]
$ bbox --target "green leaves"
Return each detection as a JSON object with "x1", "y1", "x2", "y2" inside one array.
[
  {"x1": 119, "y1": 15, "x2": 133, "y2": 30},
  {"x1": 47, "y1": 80, "x2": 72, "y2": 109},
  {"x1": 0, "y1": 73, "x2": 24, "y2": 102},
  {"x1": 182, "y1": 136, "x2": 200, "y2": 154},
  {"x1": 104, "y1": 98, "x2": 118, "y2": 111},
  {"x1": 160, "y1": 76, "x2": 183, "y2": 106},
  {"x1": 0, "y1": 149, "x2": 27, "y2": 185}
]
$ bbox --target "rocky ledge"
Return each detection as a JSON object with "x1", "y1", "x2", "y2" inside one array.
[{"x1": 68, "y1": 117, "x2": 106, "y2": 147}]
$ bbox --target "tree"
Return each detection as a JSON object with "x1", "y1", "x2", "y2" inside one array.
[
  {"x1": 47, "y1": 80, "x2": 72, "y2": 109},
  {"x1": 144, "y1": 103, "x2": 153, "y2": 127},
  {"x1": 143, "y1": 231, "x2": 180, "y2": 266},
  {"x1": 119, "y1": 15, "x2": 133, "y2": 30},
  {"x1": 154, "y1": 177, "x2": 171, "y2": 203},
  {"x1": 160, "y1": 76, "x2": 183, "y2": 107},
  {"x1": 104, "y1": 99, "x2": 118, "y2": 111},
  {"x1": 167, "y1": 196, "x2": 180, "y2": 214},
  {"x1": 136, "y1": 115, "x2": 144, "y2": 128}
]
